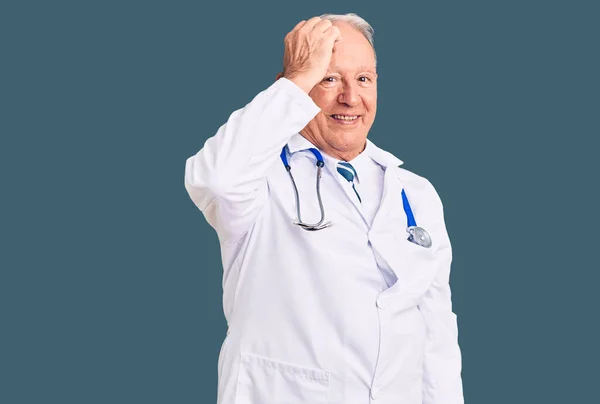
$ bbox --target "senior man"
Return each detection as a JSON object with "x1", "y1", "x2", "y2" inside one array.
[{"x1": 184, "y1": 13, "x2": 464, "y2": 404}]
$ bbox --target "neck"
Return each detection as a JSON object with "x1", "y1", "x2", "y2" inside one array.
[{"x1": 300, "y1": 131, "x2": 366, "y2": 162}]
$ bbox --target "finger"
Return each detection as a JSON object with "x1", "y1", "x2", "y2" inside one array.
[
  {"x1": 312, "y1": 19, "x2": 333, "y2": 33},
  {"x1": 324, "y1": 25, "x2": 343, "y2": 43},
  {"x1": 301, "y1": 16, "x2": 323, "y2": 32},
  {"x1": 291, "y1": 19, "x2": 306, "y2": 32}
]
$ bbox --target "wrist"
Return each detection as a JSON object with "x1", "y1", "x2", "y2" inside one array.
[{"x1": 284, "y1": 73, "x2": 317, "y2": 94}]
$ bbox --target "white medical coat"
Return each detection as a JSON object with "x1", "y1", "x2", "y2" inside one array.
[{"x1": 184, "y1": 77, "x2": 464, "y2": 404}]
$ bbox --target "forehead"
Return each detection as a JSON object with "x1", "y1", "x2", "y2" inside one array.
[{"x1": 329, "y1": 22, "x2": 376, "y2": 72}]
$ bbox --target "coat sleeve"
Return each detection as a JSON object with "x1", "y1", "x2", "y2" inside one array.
[
  {"x1": 184, "y1": 78, "x2": 321, "y2": 243},
  {"x1": 418, "y1": 180, "x2": 465, "y2": 404}
]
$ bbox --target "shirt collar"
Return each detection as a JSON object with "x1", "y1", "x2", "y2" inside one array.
[
  {"x1": 287, "y1": 132, "x2": 315, "y2": 154},
  {"x1": 286, "y1": 132, "x2": 404, "y2": 169}
]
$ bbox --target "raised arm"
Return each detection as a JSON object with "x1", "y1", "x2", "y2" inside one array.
[
  {"x1": 184, "y1": 78, "x2": 318, "y2": 242},
  {"x1": 184, "y1": 17, "x2": 342, "y2": 243}
]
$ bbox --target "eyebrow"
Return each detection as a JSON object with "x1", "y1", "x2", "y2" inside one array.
[{"x1": 327, "y1": 66, "x2": 377, "y2": 74}]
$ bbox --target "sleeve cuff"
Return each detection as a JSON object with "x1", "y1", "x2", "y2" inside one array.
[{"x1": 274, "y1": 77, "x2": 321, "y2": 118}]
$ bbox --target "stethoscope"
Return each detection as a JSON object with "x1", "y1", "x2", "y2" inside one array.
[{"x1": 279, "y1": 146, "x2": 433, "y2": 248}]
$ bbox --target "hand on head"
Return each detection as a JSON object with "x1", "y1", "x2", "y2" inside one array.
[{"x1": 278, "y1": 17, "x2": 343, "y2": 94}]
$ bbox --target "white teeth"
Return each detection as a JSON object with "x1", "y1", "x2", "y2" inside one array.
[{"x1": 332, "y1": 115, "x2": 358, "y2": 121}]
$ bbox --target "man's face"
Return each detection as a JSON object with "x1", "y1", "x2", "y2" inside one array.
[{"x1": 303, "y1": 21, "x2": 378, "y2": 156}]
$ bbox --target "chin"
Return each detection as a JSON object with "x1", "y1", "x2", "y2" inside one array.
[{"x1": 332, "y1": 134, "x2": 366, "y2": 151}]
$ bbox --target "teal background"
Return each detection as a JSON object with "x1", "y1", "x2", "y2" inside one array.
[{"x1": 1, "y1": 0, "x2": 598, "y2": 403}]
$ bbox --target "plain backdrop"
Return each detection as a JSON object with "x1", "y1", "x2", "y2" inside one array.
[{"x1": 1, "y1": 1, "x2": 598, "y2": 403}]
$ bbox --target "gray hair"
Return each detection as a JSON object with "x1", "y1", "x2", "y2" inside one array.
[{"x1": 319, "y1": 12, "x2": 377, "y2": 67}]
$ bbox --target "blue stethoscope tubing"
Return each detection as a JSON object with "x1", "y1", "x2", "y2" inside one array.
[
  {"x1": 280, "y1": 146, "x2": 331, "y2": 231},
  {"x1": 280, "y1": 146, "x2": 432, "y2": 247},
  {"x1": 401, "y1": 189, "x2": 432, "y2": 248}
]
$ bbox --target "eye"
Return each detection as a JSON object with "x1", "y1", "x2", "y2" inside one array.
[
  {"x1": 323, "y1": 77, "x2": 336, "y2": 82},
  {"x1": 359, "y1": 76, "x2": 371, "y2": 82}
]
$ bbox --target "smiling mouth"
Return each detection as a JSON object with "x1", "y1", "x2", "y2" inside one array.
[{"x1": 330, "y1": 114, "x2": 361, "y2": 123}]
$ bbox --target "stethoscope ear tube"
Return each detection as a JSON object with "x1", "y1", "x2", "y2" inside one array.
[
  {"x1": 284, "y1": 146, "x2": 332, "y2": 231},
  {"x1": 294, "y1": 221, "x2": 332, "y2": 231}
]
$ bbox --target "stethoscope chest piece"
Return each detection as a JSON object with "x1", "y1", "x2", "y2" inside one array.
[{"x1": 407, "y1": 226, "x2": 432, "y2": 248}]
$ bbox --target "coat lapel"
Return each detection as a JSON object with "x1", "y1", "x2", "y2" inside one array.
[{"x1": 369, "y1": 166, "x2": 443, "y2": 312}]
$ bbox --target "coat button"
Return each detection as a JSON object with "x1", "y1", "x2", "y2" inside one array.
[
  {"x1": 371, "y1": 386, "x2": 382, "y2": 400},
  {"x1": 376, "y1": 299, "x2": 385, "y2": 309}
]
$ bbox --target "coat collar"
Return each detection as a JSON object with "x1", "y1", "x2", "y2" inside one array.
[{"x1": 286, "y1": 132, "x2": 404, "y2": 169}]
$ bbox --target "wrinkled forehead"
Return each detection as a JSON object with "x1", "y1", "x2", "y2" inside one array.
[
  {"x1": 329, "y1": 46, "x2": 376, "y2": 74},
  {"x1": 330, "y1": 22, "x2": 376, "y2": 72}
]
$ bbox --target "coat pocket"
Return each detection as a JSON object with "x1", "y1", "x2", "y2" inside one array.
[{"x1": 235, "y1": 352, "x2": 330, "y2": 404}]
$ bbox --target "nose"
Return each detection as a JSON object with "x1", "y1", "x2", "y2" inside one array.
[{"x1": 337, "y1": 81, "x2": 361, "y2": 107}]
